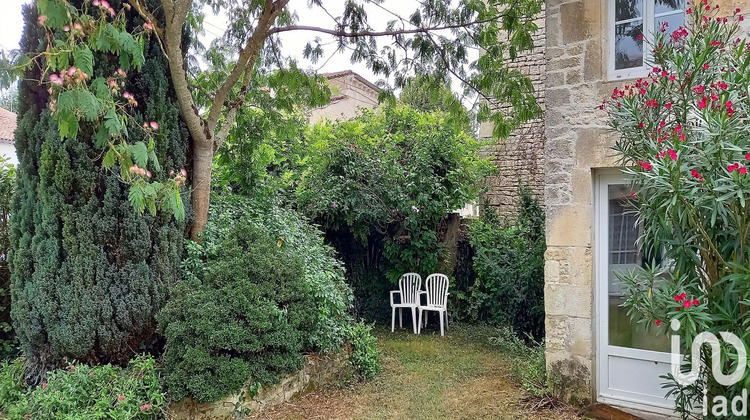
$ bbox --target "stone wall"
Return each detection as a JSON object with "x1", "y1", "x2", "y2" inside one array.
[
  {"x1": 479, "y1": 6, "x2": 546, "y2": 216},
  {"x1": 170, "y1": 349, "x2": 352, "y2": 419}
]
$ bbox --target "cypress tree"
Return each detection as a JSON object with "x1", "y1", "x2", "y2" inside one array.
[{"x1": 10, "y1": 0, "x2": 190, "y2": 378}]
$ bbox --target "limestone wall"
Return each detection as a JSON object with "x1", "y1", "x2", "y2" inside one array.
[
  {"x1": 170, "y1": 349, "x2": 352, "y2": 419},
  {"x1": 479, "y1": 6, "x2": 546, "y2": 215}
]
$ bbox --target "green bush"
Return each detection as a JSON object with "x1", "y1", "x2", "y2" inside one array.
[
  {"x1": 160, "y1": 216, "x2": 330, "y2": 402},
  {"x1": 456, "y1": 185, "x2": 545, "y2": 339},
  {"x1": 298, "y1": 104, "x2": 492, "y2": 319},
  {"x1": 346, "y1": 322, "x2": 381, "y2": 379},
  {"x1": 0, "y1": 156, "x2": 15, "y2": 360},
  {"x1": 0, "y1": 358, "x2": 25, "y2": 411},
  {"x1": 1, "y1": 355, "x2": 166, "y2": 419}
]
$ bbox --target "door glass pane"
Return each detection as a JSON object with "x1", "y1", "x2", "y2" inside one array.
[
  {"x1": 607, "y1": 184, "x2": 669, "y2": 352},
  {"x1": 616, "y1": 0, "x2": 643, "y2": 21},
  {"x1": 655, "y1": 0, "x2": 684, "y2": 14},
  {"x1": 614, "y1": 22, "x2": 644, "y2": 70}
]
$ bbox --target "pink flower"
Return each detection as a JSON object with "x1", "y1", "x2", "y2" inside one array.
[
  {"x1": 140, "y1": 404, "x2": 152, "y2": 411},
  {"x1": 675, "y1": 124, "x2": 682, "y2": 133},
  {"x1": 73, "y1": 23, "x2": 82, "y2": 31},
  {"x1": 129, "y1": 165, "x2": 138, "y2": 173},
  {"x1": 38, "y1": 15, "x2": 47, "y2": 25},
  {"x1": 100, "y1": 0, "x2": 110, "y2": 8},
  {"x1": 42, "y1": 382, "x2": 47, "y2": 389},
  {"x1": 684, "y1": 300, "x2": 691, "y2": 309},
  {"x1": 63, "y1": 25, "x2": 70, "y2": 32},
  {"x1": 180, "y1": 168, "x2": 187, "y2": 177},
  {"x1": 679, "y1": 133, "x2": 686, "y2": 141},
  {"x1": 149, "y1": 121, "x2": 159, "y2": 130},
  {"x1": 693, "y1": 299, "x2": 699, "y2": 306},
  {"x1": 693, "y1": 86, "x2": 705, "y2": 94},
  {"x1": 67, "y1": 66, "x2": 77, "y2": 77},
  {"x1": 729, "y1": 163, "x2": 738, "y2": 173},
  {"x1": 668, "y1": 149, "x2": 677, "y2": 161},
  {"x1": 740, "y1": 167, "x2": 747, "y2": 175},
  {"x1": 144, "y1": 22, "x2": 153, "y2": 30},
  {"x1": 332, "y1": 203, "x2": 338, "y2": 208},
  {"x1": 146, "y1": 170, "x2": 152, "y2": 178},
  {"x1": 49, "y1": 74, "x2": 63, "y2": 86},
  {"x1": 93, "y1": 0, "x2": 100, "y2": 5},
  {"x1": 745, "y1": 152, "x2": 750, "y2": 161},
  {"x1": 691, "y1": 169, "x2": 704, "y2": 182},
  {"x1": 665, "y1": 102, "x2": 672, "y2": 109},
  {"x1": 70, "y1": 365, "x2": 76, "y2": 371},
  {"x1": 698, "y1": 97, "x2": 708, "y2": 109},
  {"x1": 741, "y1": 15, "x2": 745, "y2": 21},
  {"x1": 703, "y1": 63, "x2": 710, "y2": 70},
  {"x1": 118, "y1": 395, "x2": 125, "y2": 402}
]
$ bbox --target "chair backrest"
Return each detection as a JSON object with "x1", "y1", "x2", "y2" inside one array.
[
  {"x1": 425, "y1": 274, "x2": 449, "y2": 307},
  {"x1": 398, "y1": 273, "x2": 422, "y2": 305}
]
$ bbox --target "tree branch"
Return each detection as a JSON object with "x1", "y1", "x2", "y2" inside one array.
[{"x1": 266, "y1": 16, "x2": 501, "y2": 37}]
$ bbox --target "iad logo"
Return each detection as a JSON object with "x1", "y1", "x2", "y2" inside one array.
[{"x1": 670, "y1": 319, "x2": 749, "y2": 417}]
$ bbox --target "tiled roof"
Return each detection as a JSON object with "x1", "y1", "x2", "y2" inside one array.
[
  {"x1": 0, "y1": 107, "x2": 16, "y2": 143},
  {"x1": 321, "y1": 70, "x2": 380, "y2": 94}
]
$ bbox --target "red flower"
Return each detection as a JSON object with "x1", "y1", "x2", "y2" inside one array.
[
  {"x1": 639, "y1": 161, "x2": 653, "y2": 171},
  {"x1": 679, "y1": 133, "x2": 686, "y2": 141},
  {"x1": 745, "y1": 152, "x2": 750, "y2": 160},
  {"x1": 656, "y1": 320, "x2": 662, "y2": 326},
  {"x1": 740, "y1": 167, "x2": 747, "y2": 175},
  {"x1": 630, "y1": 192, "x2": 637, "y2": 199},
  {"x1": 691, "y1": 169, "x2": 704, "y2": 182},
  {"x1": 638, "y1": 34, "x2": 643, "y2": 40},
  {"x1": 638, "y1": 122, "x2": 645, "y2": 128},
  {"x1": 698, "y1": 97, "x2": 708, "y2": 109},
  {"x1": 686, "y1": 7, "x2": 692, "y2": 14},
  {"x1": 703, "y1": 63, "x2": 710, "y2": 70},
  {"x1": 693, "y1": 299, "x2": 699, "y2": 306},
  {"x1": 729, "y1": 163, "x2": 740, "y2": 173},
  {"x1": 665, "y1": 102, "x2": 672, "y2": 109},
  {"x1": 693, "y1": 85, "x2": 705, "y2": 94},
  {"x1": 741, "y1": 15, "x2": 745, "y2": 21},
  {"x1": 684, "y1": 300, "x2": 691, "y2": 308},
  {"x1": 668, "y1": 149, "x2": 677, "y2": 161},
  {"x1": 675, "y1": 124, "x2": 682, "y2": 133}
]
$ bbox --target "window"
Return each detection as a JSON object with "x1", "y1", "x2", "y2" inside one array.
[{"x1": 609, "y1": 0, "x2": 686, "y2": 80}]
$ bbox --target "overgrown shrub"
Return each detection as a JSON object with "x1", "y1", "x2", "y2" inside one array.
[
  {"x1": 346, "y1": 322, "x2": 381, "y2": 379},
  {"x1": 0, "y1": 156, "x2": 15, "y2": 360},
  {"x1": 456, "y1": 185, "x2": 545, "y2": 339},
  {"x1": 1, "y1": 355, "x2": 166, "y2": 419},
  {"x1": 298, "y1": 104, "x2": 492, "y2": 319},
  {"x1": 603, "y1": 3, "x2": 750, "y2": 417},
  {"x1": 159, "y1": 222, "x2": 315, "y2": 402}
]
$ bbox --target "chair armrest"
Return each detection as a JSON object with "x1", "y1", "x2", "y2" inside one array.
[
  {"x1": 418, "y1": 291, "x2": 427, "y2": 305},
  {"x1": 390, "y1": 290, "x2": 401, "y2": 306}
]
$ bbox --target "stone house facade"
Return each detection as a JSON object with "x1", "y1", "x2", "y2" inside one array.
[
  {"x1": 307, "y1": 70, "x2": 380, "y2": 123},
  {"x1": 541, "y1": 0, "x2": 750, "y2": 415}
]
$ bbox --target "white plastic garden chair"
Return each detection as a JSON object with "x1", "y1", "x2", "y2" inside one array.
[
  {"x1": 418, "y1": 274, "x2": 450, "y2": 336},
  {"x1": 390, "y1": 273, "x2": 422, "y2": 334}
]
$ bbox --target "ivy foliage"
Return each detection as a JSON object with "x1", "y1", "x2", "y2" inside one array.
[
  {"x1": 297, "y1": 104, "x2": 492, "y2": 318},
  {"x1": 11, "y1": 0, "x2": 190, "y2": 379}
]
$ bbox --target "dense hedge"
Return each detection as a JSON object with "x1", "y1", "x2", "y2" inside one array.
[
  {"x1": 158, "y1": 194, "x2": 353, "y2": 402},
  {"x1": 10, "y1": 0, "x2": 190, "y2": 377},
  {"x1": 0, "y1": 157, "x2": 14, "y2": 360}
]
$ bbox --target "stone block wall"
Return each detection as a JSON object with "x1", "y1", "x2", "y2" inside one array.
[
  {"x1": 170, "y1": 349, "x2": 352, "y2": 419},
  {"x1": 479, "y1": 6, "x2": 546, "y2": 216}
]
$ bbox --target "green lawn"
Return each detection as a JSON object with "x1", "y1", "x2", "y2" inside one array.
[{"x1": 252, "y1": 323, "x2": 580, "y2": 420}]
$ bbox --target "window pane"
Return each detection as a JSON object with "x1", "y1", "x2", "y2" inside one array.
[
  {"x1": 616, "y1": 0, "x2": 643, "y2": 22},
  {"x1": 615, "y1": 21, "x2": 644, "y2": 70},
  {"x1": 655, "y1": 0, "x2": 684, "y2": 14},
  {"x1": 656, "y1": 12, "x2": 685, "y2": 33}
]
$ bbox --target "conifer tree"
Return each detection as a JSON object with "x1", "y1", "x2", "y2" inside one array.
[{"x1": 10, "y1": 0, "x2": 190, "y2": 378}]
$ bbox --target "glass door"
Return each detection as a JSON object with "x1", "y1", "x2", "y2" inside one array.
[{"x1": 595, "y1": 173, "x2": 675, "y2": 411}]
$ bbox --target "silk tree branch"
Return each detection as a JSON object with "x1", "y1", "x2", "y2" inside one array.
[{"x1": 266, "y1": 16, "x2": 503, "y2": 37}]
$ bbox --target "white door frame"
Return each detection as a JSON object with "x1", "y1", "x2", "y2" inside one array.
[{"x1": 594, "y1": 170, "x2": 676, "y2": 412}]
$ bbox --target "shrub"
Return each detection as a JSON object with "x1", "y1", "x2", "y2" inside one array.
[
  {"x1": 603, "y1": 2, "x2": 750, "y2": 417},
  {"x1": 298, "y1": 104, "x2": 492, "y2": 318},
  {"x1": 0, "y1": 358, "x2": 25, "y2": 410},
  {"x1": 346, "y1": 322, "x2": 381, "y2": 379},
  {"x1": 1, "y1": 355, "x2": 166, "y2": 419},
  {"x1": 0, "y1": 156, "x2": 15, "y2": 360},
  {"x1": 160, "y1": 220, "x2": 321, "y2": 402},
  {"x1": 11, "y1": 2, "x2": 189, "y2": 376},
  {"x1": 456, "y1": 185, "x2": 545, "y2": 339}
]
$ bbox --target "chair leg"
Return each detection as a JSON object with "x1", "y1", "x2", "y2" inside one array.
[
  {"x1": 411, "y1": 307, "x2": 417, "y2": 334},
  {"x1": 391, "y1": 307, "x2": 395, "y2": 332},
  {"x1": 399, "y1": 308, "x2": 403, "y2": 329},
  {"x1": 439, "y1": 311, "x2": 445, "y2": 337},
  {"x1": 417, "y1": 309, "x2": 422, "y2": 334},
  {"x1": 424, "y1": 311, "x2": 428, "y2": 328},
  {"x1": 444, "y1": 311, "x2": 448, "y2": 331}
]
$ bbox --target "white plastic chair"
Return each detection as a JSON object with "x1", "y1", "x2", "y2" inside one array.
[
  {"x1": 390, "y1": 273, "x2": 422, "y2": 334},
  {"x1": 418, "y1": 274, "x2": 450, "y2": 336}
]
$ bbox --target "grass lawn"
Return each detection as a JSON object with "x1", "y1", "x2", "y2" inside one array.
[{"x1": 251, "y1": 323, "x2": 581, "y2": 420}]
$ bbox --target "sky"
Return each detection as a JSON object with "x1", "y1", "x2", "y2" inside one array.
[{"x1": 0, "y1": 1, "x2": 474, "y2": 93}]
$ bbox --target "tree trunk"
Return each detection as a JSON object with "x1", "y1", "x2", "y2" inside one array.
[{"x1": 190, "y1": 143, "x2": 214, "y2": 241}]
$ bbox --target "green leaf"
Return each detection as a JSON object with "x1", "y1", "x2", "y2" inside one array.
[
  {"x1": 74, "y1": 46, "x2": 94, "y2": 77},
  {"x1": 128, "y1": 142, "x2": 148, "y2": 168},
  {"x1": 128, "y1": 185, "x2": 145, "y2": 214},
  {"x1": 102, "y1": 149, "x2": 116, "y2": 168}
]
